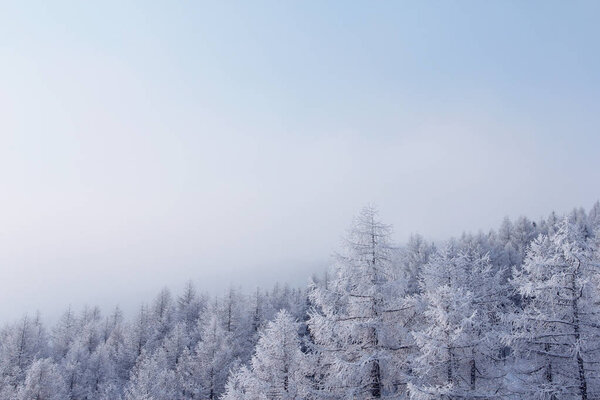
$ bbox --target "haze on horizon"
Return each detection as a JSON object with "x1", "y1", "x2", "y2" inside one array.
[{"x1": 1, "y1": 1, "x2": 599, "y2": 322}]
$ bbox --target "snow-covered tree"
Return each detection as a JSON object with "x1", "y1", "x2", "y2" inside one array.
[
  {"x1": 409, "y1": 242, "x2": 507, "y2": 399},
  {"x1": 0, "y1": 314, "x2": 48, "y2": 394},
  {"x1": 398, "y1": 234, "x2": 434, "y2": 295},
  {"x1": 16, "y1": 358, "x2": 67, "y2": 400},
  {"x1": 147, "y1": 288, "x2": 175, "y2": 352},
  {"x1": 176, "y1": 281, "x2": 205, "y2": 333},
  {"x1": 250, "y1": 288, "x2": 273, "y2": 335},
  {"x1": 124, "y1": 350, "x2": 178, "y2": 400},
  {"x1": 588, "y1": 201, "x2": 600, "y2": 233},
  {"x1": 126, "y1": 304, "x2": 151, "y2": 361},
  {"x1": 194, "y1": 309, "x2": 236, "y2": 399},
  {"x1": 308, "y1": 206, "x2": 412, "y2": 398},
  {"x1": 100, "y1": 307, "x2": 130, "y2": 387},
  {"x1": 223, "y1": 310, "x2": 310, "y2": 400},
  {"x1": 505, "y1": 218, "x2": 600, "y2": 399},
  {"x1": 175, "y1": 347, "x2": 202, "y2": 399},
  {"x1": 51, "y1": 307, "x2": 78, "y2": 360},
  {"x1": 212, "y1": 287, "x2": 253, "y2": 363}
]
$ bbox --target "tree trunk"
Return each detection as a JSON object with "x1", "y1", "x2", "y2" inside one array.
[
  {"x1": 370, "y1": 358, "x2": 381, "y2": 398},
  {"x1": 571, "y1": 269, "x2": 588, "y2": 400},
  {"x1": 470, "y1": 358, "x2": 476, "y2": 391},
  {"x1": 544, "y1": 343, "x2": 557, "y2": 400},
  {"x1": 447, "y1": 346, "x2": 453, "y2": 385}
]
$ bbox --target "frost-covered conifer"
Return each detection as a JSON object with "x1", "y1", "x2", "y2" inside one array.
[
  {"x1": 308, "y1": 206, "x2": 412, "y2": 398},
  {"x1": 16, "y1": 358, "x2": 67, "y2": 400},
  {"x1": 124, "y1": 349, "x2": 177, "y2": 400},
  {"x1": 409, "y1": 242, "x2": 507, "y2": 399},
  {"x1": 0, "y1": 314, "x2": 48, "y2": 393},
  {"x1": 506, "y1": 218, "x2": 600, "y2": 399},
  {"x1": 223, "y1": 310, "x2": 310, "y2": 400},
  {"x1": 195, "y1": 310, "x2": 236, "y2": 399}
]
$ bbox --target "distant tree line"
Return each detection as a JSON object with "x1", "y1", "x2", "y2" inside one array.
[{"x1": 2, "y1": 202, "x2": 600, "y2": 399}]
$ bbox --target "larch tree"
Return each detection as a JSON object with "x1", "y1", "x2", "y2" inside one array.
[
  {"x1": 505, "y1": 219, "x2": 600, "y2": 400},
  {"x1": 398, "y1": 234, "x2": 434, "y2": 296},
  {"x1": 124, "y1": 349, "x2": 177, "y2": 400},
  {"x1": 147, "y1": 288, "x2": 175, "y2": 353},
  {"x1": 408, "y1": 242, "x2": 507, "y2": 399},
  {"x1": 223, "y1": 310, "x2": 310, "y2": 400},
  {"x1": 588, "y1": 201, "x2": 600, "y2": 232},
  {"x1": 218, "y1": 287, "x2": 253, "y2": 362},
  {"x1": 16, "y1": 358, "x2": 67, "y2": 400},
  {"x1": 176, "y1": 281, "x2": 205, "y2": 337},
  {"x1": 126, "y1": 304, "x2": 150, "y2": 362},
  {"x1": 308, "y1": 206, "x2": 411, "y2": 399},
  {"x1": 51, "y1": 307, "x2": 78, "y2": 361},
  {"x1": 194, "y1": 309, "x2": 236, "y2": 399},
  {"x1": 0, "y1": 314, "x2": 48, "y2": 395}
]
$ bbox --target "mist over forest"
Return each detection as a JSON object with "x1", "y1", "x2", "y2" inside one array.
[{"x1": 2, "y1": 202, "x2": 600, "y2": 399}]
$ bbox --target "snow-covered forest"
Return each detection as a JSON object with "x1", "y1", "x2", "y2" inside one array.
[{"x1": 2, "y1": 202, "x2": 600, "y2": 400}]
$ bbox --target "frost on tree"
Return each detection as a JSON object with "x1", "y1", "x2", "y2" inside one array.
[
  {"x1": 223, "y1": 310, "x2": 310, "y2": 400},
  {"x1": 308, "y1": 206, "x2": 413, "y2": 398},
  {"x1": 408, "y1": 242, "x2": 508, "y2": 400},
  {"x1": 506, "y1": 219, "x2": 600, "y2": 400},
  {"x1": 124, "y1": 349, "x2": 178, "y2": 400},
  {"x1": 398, "y1": 234, "x2": 434, "y2": 296},
  {"x1": 0, "y1": 314, "x2": 48, "y2": 398},
  {"x1": 0, "y1": 201, "x2": 599, "y2": 400},
  {"x1": 16, "y1": 358, "x2": 67, "y2": 400},
  {"x1": 194, "y1": 308, "x2": 237, "y2": 399}
]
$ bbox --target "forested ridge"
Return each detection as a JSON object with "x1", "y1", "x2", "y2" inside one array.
[{"x1": 2, "y1": 202, "x2": 600, "y2": 400}]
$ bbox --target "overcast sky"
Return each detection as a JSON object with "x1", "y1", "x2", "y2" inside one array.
[{"x1": 1, "y1": 1, "x2": 599, "y2": 322}]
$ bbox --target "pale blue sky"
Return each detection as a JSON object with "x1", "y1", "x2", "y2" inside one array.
[{"x1": 1, "y1": 1, "x2": 599, "y2": 321}]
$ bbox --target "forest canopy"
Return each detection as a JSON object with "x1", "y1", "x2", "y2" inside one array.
[{"x1": 2, "y1": 202, "x2": 600, "y2": 400}]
